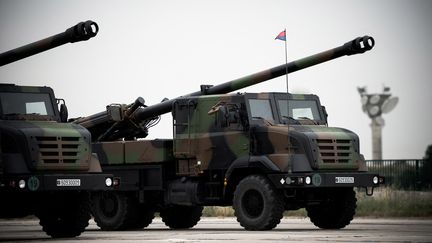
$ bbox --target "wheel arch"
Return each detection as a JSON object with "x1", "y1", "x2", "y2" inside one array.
[{"x1": 223, "y1": 155, "x2": 280, "y2": 202}]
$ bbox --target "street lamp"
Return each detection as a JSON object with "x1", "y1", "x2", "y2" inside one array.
[{"x1": 358, "y1": 86, "x2": 398, "y2": 160}]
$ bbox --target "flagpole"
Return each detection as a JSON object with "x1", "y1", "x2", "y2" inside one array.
[
  {"x1": 283, "y1": 28, "x2": 291, "y2": 173},
  {"x1": 275, "y1": 28, "x2": 291, "y2": 172},
  {"x1": 284, "y1": 28, "x2": 289, "y2": 93}
]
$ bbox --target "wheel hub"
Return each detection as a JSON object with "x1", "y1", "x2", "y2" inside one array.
[{"x1": 242, "y1": 189, "x2": 264, "y2": 218}]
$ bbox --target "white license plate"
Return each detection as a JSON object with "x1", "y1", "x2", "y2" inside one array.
[
  {"x1": 56, "y1": 179, "x2": 81, "y2": 187},
  {"x1": 335, "y1": 177, "x2": 354, "y2": 184}
]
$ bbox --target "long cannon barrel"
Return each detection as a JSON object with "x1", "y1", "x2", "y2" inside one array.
[
  {"x1": 0, "y1": 20, "x2": 99, "y2": 66},
  {"x1": 134, "y1": 36, "x2": 375, "y2": 120},
  {"x1": 74, "y1": 35, "x2": 375, "y2": 141}
]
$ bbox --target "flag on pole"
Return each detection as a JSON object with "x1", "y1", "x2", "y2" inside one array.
[{"x1": 275, "y1": 30, "x2": 286, "y2": 41}]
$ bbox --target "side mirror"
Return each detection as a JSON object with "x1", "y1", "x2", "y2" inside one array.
[
  {"x1": 59, "y1": 103, "x2": 68, "y2": 122},
  {"x1": 321, "y1": 106, "x2": 328, "y2": 124}
]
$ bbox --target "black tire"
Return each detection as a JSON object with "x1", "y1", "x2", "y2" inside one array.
[
  {"x1": 36, "y1": 192, "x2": 91, "y2": 238},
  {"x1": 160, "y1": 205, "x2": 203, "y2": 229},
  {"x1": 91, "y1": 191, "x2": 142, "y2": 230},
  {"x1": 233, "y1": 175, "x2": 284, "y2": 231},
  {"x1": 306, "y1": 188, "x2": 357, "y2": 229},
  {"x1": 131, "y1": 204, "x2": 155, "y2": 229}
]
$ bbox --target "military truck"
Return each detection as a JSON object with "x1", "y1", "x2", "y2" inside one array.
[
  {"x1": 0, "y1": 21, "x2": 115, "y2": 238},
  {"x1": 74, "y1": 35, "x2": 384, "y2": 231}
]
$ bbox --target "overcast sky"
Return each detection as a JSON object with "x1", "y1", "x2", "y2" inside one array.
[{"x1": 1, "y1": 0, "x2": 431, "y2": 159}]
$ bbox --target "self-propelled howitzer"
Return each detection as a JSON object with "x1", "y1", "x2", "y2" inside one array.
[
  {"x1": 73, "y1": 36, "x2": 374, "y2": 141},
  {"x1": 87, "y1": 35, "x2": 384, "y2": 232},
  {"x1": 0, "y1": 20, "x2": 98, "y2": 66}
]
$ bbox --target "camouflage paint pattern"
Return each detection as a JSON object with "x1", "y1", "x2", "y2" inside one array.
[
  {"x1": 19, "y1": 121, "x2": 89, "y2": 171},
  {"x1": 173, "y1": 94, "x2": 249, "y2": 176},
  {"x1": 0, "y1": 84, "x2": 96, "y2": 173},
  {"x1": 93, "y1": 140, "x2": 173, "y2": 165},
  {"x1": 92, "y1": 91, "x2": 368, "y2": 177},
  {"x1": 173, "y1": 93, "x2": 364, "y2": 174},
  {"x1": 259, "y1": 125, "x2": 362, "y2": 171}
]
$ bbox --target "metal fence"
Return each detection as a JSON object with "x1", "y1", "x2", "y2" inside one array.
[{"x1": 366, "y1": 160, "x2": 431, "y2": 190}]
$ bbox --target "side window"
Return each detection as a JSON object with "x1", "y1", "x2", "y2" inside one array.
[{"x1": 248, "y1": 99, "x2": 274, "y2": 121}]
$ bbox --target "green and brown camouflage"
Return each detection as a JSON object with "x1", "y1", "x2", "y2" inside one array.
[
  {"x1": 159, "y1": 92, "x2": 366, "y2": 176},
  {"x1": 0, "y1": 20, "x2": 98, "y2": 66},
  {"x1": 93, "y1": 140, "x2": 173, "y2": 165},
  {"x1": 0, "y1": 83, "x2": 97, "y2": 172}
]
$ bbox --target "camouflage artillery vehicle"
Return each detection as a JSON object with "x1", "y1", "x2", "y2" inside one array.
[
  {"x1": 0, "y1": 21, "x2": 115, "y2": 238},
  {"x1": 74, "y1": 35, "x2": 384, "y2": 231}
]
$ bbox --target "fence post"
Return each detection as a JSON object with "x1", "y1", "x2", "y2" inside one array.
[{"x1": 415, "y1": 160, "x2": 420, "y2": 189}]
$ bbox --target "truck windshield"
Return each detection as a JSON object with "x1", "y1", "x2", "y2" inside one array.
[
  {"x1": 0, "y1": 92, "x2": 55, "y2": 116},
  {"x1": 277, "y1": 99, "x2": 321, "y2": 121}
]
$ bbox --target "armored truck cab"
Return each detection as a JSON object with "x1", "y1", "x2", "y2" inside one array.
[
  {"x1": 0, "y1": 84, "x2": 114, "y2": 237},
  {"x1": 172, "y1": 92, "x2": 367, "y2": 176},
  {"x1": 0, "y1": 84, "x2": 92, "y2": 172}
]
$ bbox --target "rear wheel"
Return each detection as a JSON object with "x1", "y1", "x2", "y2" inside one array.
[
  {"x1": 91, "y1": 192, "x2": 143, "y2": 230},
  {"x1": 233, "y1": 175, "x2": 284, "y2": 230},
  {"x1": 131, "y1": 204, "x2": 155, "y2": 229},
  {"x1": 160, "y1": 205, "x2": 203, "y2": 229},
  {"x1": 36, "y1": 192, "x2": 91, "y2": 238},
  {"x1": 306, "y1": 188, "x2": 357, "y2": 229}
]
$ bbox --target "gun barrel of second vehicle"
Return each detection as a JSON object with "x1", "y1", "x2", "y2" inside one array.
[
  {"x1": 0, "y1": 20, "x2": 99, "y2": 66},
  {"x1": 74, "y1": 35, "x2": 375, "y2": 141},
  {"x1": 134, "y1": 35, "x2": 375, "y2": 120}
]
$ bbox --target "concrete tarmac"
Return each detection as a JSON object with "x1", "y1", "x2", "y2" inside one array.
[{"x1": 1, "y1": 217, "x2": 431, "y2": 242}]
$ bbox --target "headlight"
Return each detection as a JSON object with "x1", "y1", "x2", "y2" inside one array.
[
  {"x1": 305, "y1": 176, "x2": 312, "y2": 185},
  {"x1": 373, "y1": 176, "x2": 379, "y2": 185},
  {"x1": 105, "y1": 177, "x2": 113, "y2": 187},
  {"x1": 19, "y1": 179, "x2": 26, "y2": 189}
]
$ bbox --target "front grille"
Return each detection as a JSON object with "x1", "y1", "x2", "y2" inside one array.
[
  {"x1": 316, "y1": 139, "x2": 353, "y2": 164},
  {"x1": 36, "y1": 136, "x2": 81, "y2": 164}
]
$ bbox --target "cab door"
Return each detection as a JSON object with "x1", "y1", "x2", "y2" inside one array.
[{"x1": 172, "y1": 97, "x2": 250, "y2": 176}]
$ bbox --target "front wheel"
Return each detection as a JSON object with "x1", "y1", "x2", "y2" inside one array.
[
  {"x1": 36, "y1": 192, "x2": 91, "y2": 238},
  {"x1": 306, "y1": 188, "x2": 357, "y2": 229},
  {"x1": 233, "y1": 175, "x2": 284, "y2": 230}
]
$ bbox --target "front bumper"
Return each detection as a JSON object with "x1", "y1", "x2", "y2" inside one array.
[
  {"x1": 1, "y1": 173, "x2": 116, "y2": 192},
  {"x1": 268, "y1": 172, "x2": 385, "y2": 188}
]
